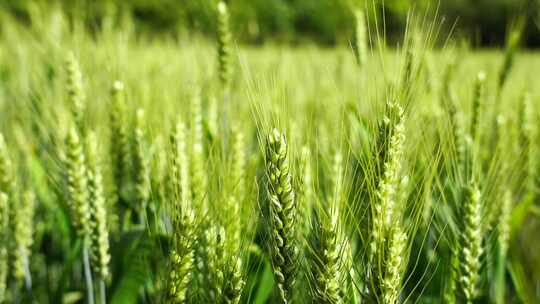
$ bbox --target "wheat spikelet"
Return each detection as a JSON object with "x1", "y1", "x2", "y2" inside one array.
[
  {"x1": 265, "y1": 128, "x2": 298, "y2": 303},
  {"x1": 65, "y1": 127, "x2": 91, "y2": 238},
  {"x1": 498, "y1": 190, "x2": 512, "y2": 256},
  {"x1": 309, "y1": 198, "x2": 343, "y2": 303},
  {"x1": 171, "y1": 121, "x2": 191, "y2": 206},
  {"x1": 297, "y1": 146, "x2": 313, "y2": 238},
  {"x1": 231, "y1": 125, "x2": 246, "y2": 200},
  {"x1": 443, "y1": 253, "x2": 458, "y2": 304},
  {"x1": 0, "y1": 134, "x2": 14, "y2": 195},
  {"x1": 0, "y1": 193, "x2": 8, "y2": 303},
  {"x1": 216, "y1": 1, "x2": 233, "y2": 90},
  {"x1": 109, "y1": 80, "x2": 132, "y2": 201},
  {"x1": 470, "y1": 71, "x2": 485, "y2": 141},
  {"x1": 223, "y1": 257, "x2": 244, "y2": 304},
  {"x1": 86, "y1": 132, "x2": 111, "y2": 280},
  {"x1": 65, "y1": 51, "x2": 86, "y2": 132},
  {"x1": 373, "y1": 103, "x2": 405, "y2": 250},
  {"x1": 382, "y1": 227, "x2": 407, "y2": 304},
  {"x1": 133, "y1": 109, "x2": 150, "y2": 213},
  {"x1": 353, "y1": 9, "x2": 368, "y2": 68},
  {"x1": 190, "y1": 91, "x2": 208, "y2": 212},
  {"x1": 459, "y1": 184, "x2": 482, "y2": 303},
  {"x1": 167, "y1": 209, "x2": 196, "y2": 303},
  {"x1": 202, "y1": 226, "x2": 226, "y2": 302},
  {"x1": 13, "y1": 190, "x2": 35, "y2": 281}
]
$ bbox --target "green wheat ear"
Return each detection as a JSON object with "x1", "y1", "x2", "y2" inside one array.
[
  {"x1": 217, "y1": 1, "x2": 233, "y2": 90},
  {"x1": 109, "y1": 80, "x2": 132, "y2": 203},
  {"x1": 265, "y1": 128, "x2": 298, "y2": 304},
  {"x1": 459, "y1": 184, "x2": 482, "y2": 303},
  {"x1": 223, "y1": 256, "x2": 244, "y2": 304},
  {"x1": 382, "y1": 227, "x2": 407, "y2": 304},
  {"x1": 0, "y1": 193, "x2": 8, "y2": 303},
  {"x1": 65, "y1": 127, "x2": 91, "y2": 239},
  {"x1": 190, "y1": 91, "x2": 208, "y2": 212},
  {"x1": 470, "y1": 71, "x2": 486, "y2": 142},
  {"x1": 65, "y1": 51, "x2": 86, "y2": 132},
  {"x1": 86, "y1": 132, "x2": 111, "y2": 280},
  {"x1": 353, "y1": 9, "x2": 368, "y2": 68},
  {"x1": 0, "y1": 133, "x2": 15, "y2": 196},
  {"x1": 133, "y1": 109, "x2": 151, "y2": 216},
  {"x1": 13, "y1": 190, "x2": 35, "y2": 282},
  {"x1": 166, "y1": 208, "x2": 196, "y2": 303}
]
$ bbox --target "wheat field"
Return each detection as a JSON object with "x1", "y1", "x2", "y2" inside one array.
[{"x1": 0, "y1": 3, "x2": 539, "y2": 304}]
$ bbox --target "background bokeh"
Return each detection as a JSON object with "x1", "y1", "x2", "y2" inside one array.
[{"x1": 1, "y1": 0, "x2": 539, "y2": 47}]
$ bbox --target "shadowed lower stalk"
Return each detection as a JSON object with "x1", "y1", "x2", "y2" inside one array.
[{"x1": 83, "y1": 243, "x2": 95, "y2": 304}]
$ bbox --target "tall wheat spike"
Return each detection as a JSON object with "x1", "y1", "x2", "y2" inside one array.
[
  {"x1": 167, "y1": 121, "x2": 196, "y2": 303},
  {"x1": 216, "y1": 1, "x2": 233, "y2": 90},
  {"x1": 470, "y1": 71, "x2": 485, "y2": 142},
  {"x1": 223, "y1": 257, "x2": 244, "y2": 304},
  {"x1": 309, "y1": 152, "x2": 344, "y2": 303},
  {"x1": 66, "y1": 52, "x2": 86, "y2": 132},
  {"x1": 353, "y1": 9, "x2": 368, "y2": 68},
  {"x1": 0, "y1": 193, "x2": 8, "y2": 303},
  {"x1": 109, "y1": 81, "x2": 132, "y2": 202},
  {"x1": 13, "y1": 190, "x2": 35, "y2": 283},
  {"x1": 459, "y1": 184, "x2": 483, "y2": 303},
  {"x1": 133, "y1": 109, "x2": 150, "y2": 215},
  {"x1": 190, "y1": 91, "x2": 208, "y2": 212},
  {"x1": 166, "y1": 208, "x2": 196, "y2": 303},
  {"x1": 65, "y1": 127, "x2": 91, "y2": 238},
  {"x1": 382, "y1": 227, "x2": 407, "y2": 304},
  {"x1": 266, "y1": 128, "x2": 298, "y2": 303},
  {"x1": 86, "y1": 132, "x2": 111, "y2": 280}
]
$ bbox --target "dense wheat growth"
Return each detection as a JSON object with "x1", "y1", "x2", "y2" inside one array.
[{"x1": 0, "y1": 3, "x2": 539, "y2": 304}]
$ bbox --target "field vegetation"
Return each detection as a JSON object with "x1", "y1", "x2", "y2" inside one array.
[{"x1": 0, "y1": 2, "x2": 539, "y2": 304}]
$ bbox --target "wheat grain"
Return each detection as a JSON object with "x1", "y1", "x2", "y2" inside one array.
[{"x1": 266, "y1": 128, "x2": 298, "y2": 303}]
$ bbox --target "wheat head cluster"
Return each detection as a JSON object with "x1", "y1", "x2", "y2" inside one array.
[{"x1": 0, "y1": 2, "x2": 538, "y2": 304}]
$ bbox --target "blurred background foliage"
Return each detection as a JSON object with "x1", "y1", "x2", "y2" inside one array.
[{"x1": 0, "y1": 0, "x2": 539, "y2": 46}]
